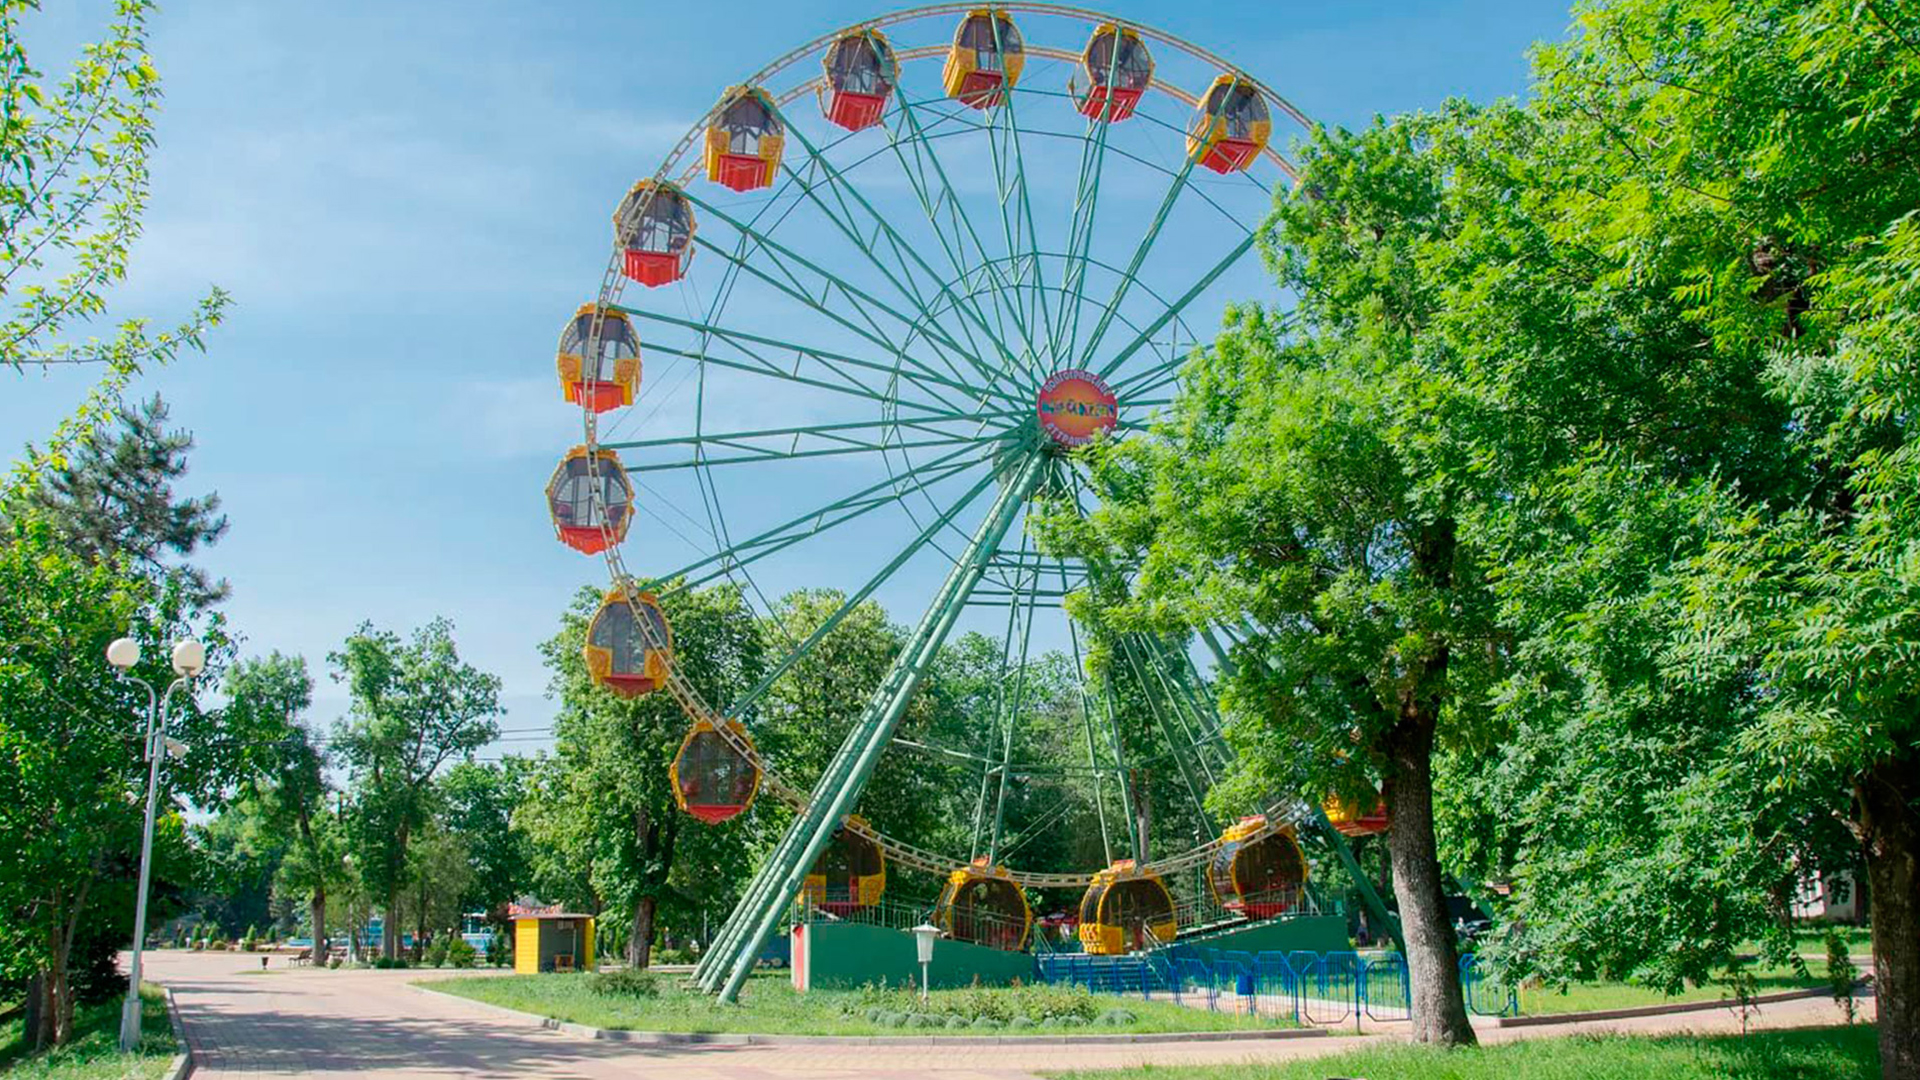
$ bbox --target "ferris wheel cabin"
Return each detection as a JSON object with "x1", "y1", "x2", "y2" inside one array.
[
  {"x1": 670, "y1": 717, "x2": 761, "y2": 824},
  {"x1": 1077, "y1": 861, "x2": 1177, "y2": 955},
  {"x1": 555, "y1": 304, "x2": 640, "y2": 413},
  {"x1": 616, "y1": 180, "x2": 696, "y2": 287},
  {"x1": 705, "y1": 87, "x2": 786, "y2": 192},
  {"x1": 1077, "y1": 25, "x2": 1152, "y2": 122},
  {"x1": 933, "y1": 860, "x2": 1031, "y2": 951},
  {"x1": 546, "y1": 447, "x2": 633, "y2": 555},
  {"x1": 942, "y1": 9, "x2": 1024, "y2": 110},
  {"x1": 1325, "y1": 793, "x2": 1391, "y2": 838},
  {"x1": 822, "y1": 30, "x2": 897, "y2": 131},
  {"x1": 1186, "y1": 73, "x2": 1271, "y2": 174},
  {"x1": 1208, "y1": 816, "x2": 1309, "y2": 919},
  {"x1": 583, "y1": 589, "x2": 672, "y2": 698},
  {"x1": 802, "y1": 817, "x2": 887, "y2": 912}
]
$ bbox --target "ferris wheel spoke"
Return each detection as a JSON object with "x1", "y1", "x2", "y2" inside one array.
[
  {"x1": 619, "y1": 305, "x2": 992, "y2": 412},
  {"x1": 771, "y1": 109, "x2": 1026, "y2": 392},
  {"x1": 1071, "y1": 152, "x2": 1202, "y2": 374},
  {"x1": 682, "y1": 192, "x2": 1021, "y2": 408},
  {"x1": 646, "y1": 443, "x2": 994, "y2": 596},
  {"x1": 1054, "y1": 111, "x2": 1115, "y2": 358},
  {"x1": 606, "y1": 411, "x2": 1022, "y2": 468},
  {"x1": 686, "y1": 232, "x2": 982, "y2": 415},
  {"x1": 720, "y1": 459, "x2": 1004, "y2": 722},
  {"x1": 988, "y1": 87, "x2": 1054, "y2": 362},
  {"x1": 1091, "y1": 230, "x2": 1256, "y2": 382},
  {"x1": 889, "y1": 94, "x2": 1046, "y2": 384}
]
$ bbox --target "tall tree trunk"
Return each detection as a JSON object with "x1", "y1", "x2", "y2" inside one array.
[
  {"x1": 310, "y1": 886, "x2": 329, "y2": 966},
  {"x1": 629, "y1": 895, "x2": 656, "y2": 970},
  {"x1": 1859, "y1": 751, "x2": 1918, "y2": 1080},
  {"x1": 1382, "y1": 703, "x2": 1477, "y2": 1046},
  {"x1": 24, "y1": 972, "x2": 47, "y2": 1050},
  {"x1": 383, "y1": 890, "x2": 401, "y2": 960}
]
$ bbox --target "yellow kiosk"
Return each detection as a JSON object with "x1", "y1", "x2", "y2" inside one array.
[{"x1": 509, "y1": 903, "x2": 596, "y2": 974}]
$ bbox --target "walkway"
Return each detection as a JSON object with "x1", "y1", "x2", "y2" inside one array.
[{"x1": 142, "y1": 949, "x2": 1873, "y2": 1080}]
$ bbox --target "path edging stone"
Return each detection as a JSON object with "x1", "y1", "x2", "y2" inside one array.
[
  {"x1": 163, "y1": 986, "x2": 193, "y2": 1080},
  {"x1": 408, "y1": 981, "x2": 1328, "y2": 1046},
  {"x1": 1495, "y1": 985, "x2": 1836, "y2": 1027}
]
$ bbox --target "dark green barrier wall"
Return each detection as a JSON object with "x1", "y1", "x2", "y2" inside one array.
[
  {"x1": 1184, "y1": 914, "x2": 1349, "y2": 954},
  {"x1": 797, "y1": 922, "x2": 1037, "y2": 990}
]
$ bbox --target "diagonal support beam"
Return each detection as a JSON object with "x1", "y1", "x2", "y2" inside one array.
[{"x1": 698, "y1": 450, "x2": 1048, "y2": 1001}]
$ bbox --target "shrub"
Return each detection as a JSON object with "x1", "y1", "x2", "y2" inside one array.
[
  {"x1": 447, "y1": 939, "x2": 478, "y2": 969},
  {"x1": 970, "y1": 1016, "x2": 1003, "y2": 1030},
  {"x1": 485, "y1": 930, "x2": 507, "y2": 967},
  {"x1": 877, "y1": 1011, "x2": 908, "y2": 1028},
  {"x1": 1007, "y1": 1016, "x2": 1035, "y2": 1030},
  {"x1": 372, "y1": 956, "x2": 410, "y2": 969},
  {"x1": 590, "y1": 968, "x2": 660, "y2": 998},
  {"x1": 1096, "y1": 1007, "x2": 1137, "y2": 1027},
  {"x1": 423, "y1": 938, "x2": 450, "y2": 968},
  {"x1": 944, "y1": 1014, "x2": 968, "y2": 1029},
  {"x1": 327, "y1": 958, "x2": 342, "y2": 970}
]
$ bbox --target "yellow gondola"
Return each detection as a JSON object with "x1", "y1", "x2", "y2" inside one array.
[
  {"x1": 669, "y1": 716, "x2": 760, "y2": 824},
  {"x1": 615, "y1": 180, "x2": 696, "y2": 286},
  {"x1": 1075, "y1": 24, "x2": 1151, "y2": 122},
  {"x1": 932, "y1": 859, "x2": 1030, "y2": 950},
  {"x1": 1185, "y1": 73, "x2": 1270, "y2": 174},
  {"x1": 704, "y1": 87, "x2": 785, "y2": 192},
  {"x1": 1077, "y1": 860, "x2": 1177, "y2": 954},
  {"x1": 801, "y1": 815, "x2": 886, "y2": 911},
  {"x1": 1206, "y1": 816, "x2": 1309, "y2": 919},
  {"x1": 582, "y1": 588, "x2": 671, "y2": 698},
  {"x1": 1324, "y1": 793, "x2": 1390, "y2": 837},
  {"x1": 555, "y1": 303, "x2": 640, "y2": 412},
  {"x1": 822, "y1": 29, "x2": 897, "y2": 131},
  {"x1": 942, "y1": 9, "x2": 1023, "y2": 110},
  {"x1": 546, "y1": 446, "x2": 633, "y2": 555}
]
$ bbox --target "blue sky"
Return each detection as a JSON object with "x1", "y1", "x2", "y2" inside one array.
[{"x1": 5, "y1": 0, "x2": 1573, "y2": 751}]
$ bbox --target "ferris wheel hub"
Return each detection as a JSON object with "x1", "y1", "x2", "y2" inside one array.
[{"x1": 1036, "y1": 368, "x2": 1119, "y2": 449}]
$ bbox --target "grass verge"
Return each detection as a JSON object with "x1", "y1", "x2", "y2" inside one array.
[
  {"x1": 423, "y1": 972, "x2": 1295, "y2": 1036},
  {"x1": 1520, "y1": 964, "x2": 1825, "y2": 1015},
  {"x1": 1053, "y1": 1025, "x2": 1879, "y2": 1079},
  {"x1": 0, "y1": 984, "x2": 177, "y2": 1080}
]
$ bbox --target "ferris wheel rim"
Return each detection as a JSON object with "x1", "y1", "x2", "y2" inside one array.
[{"x1": 570, "y1": 4, "x2": 1316, "y2": 891}]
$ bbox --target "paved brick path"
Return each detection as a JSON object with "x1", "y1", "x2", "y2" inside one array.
[{"x1": 142, "y1": 949, "x2": 1873, "y2": 1080}]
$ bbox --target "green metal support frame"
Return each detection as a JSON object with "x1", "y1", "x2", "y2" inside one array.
[{"x1": 696, "y1": 449, "x2": 1048, "y2": 1002}]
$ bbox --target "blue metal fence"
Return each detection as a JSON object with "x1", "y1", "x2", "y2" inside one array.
[{"x1": 1037, "y1": 947, "x2": 1480, "y2": 1027}]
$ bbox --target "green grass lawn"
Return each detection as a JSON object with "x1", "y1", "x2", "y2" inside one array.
[
  {"x1": 422, "y1": 972, "x2": 1295, "y2": 1036},
  {"x1": 1053, "y1": 1026, "x2": 1880, "y2": 1080},
  {"x1": 1518, "y1": 963, "x2": 1828, "y2": 1015},
  {"x1": 0, "y1": 984, "x2": 177, "y2": 1080}
]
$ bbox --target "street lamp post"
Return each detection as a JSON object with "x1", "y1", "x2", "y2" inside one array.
[
  {"x1": 110, "y1": 637, "x2": 205, "y2": 1052},
  {"x1": 911, "y1": 923, "x2": 939, "y2": 1004}
]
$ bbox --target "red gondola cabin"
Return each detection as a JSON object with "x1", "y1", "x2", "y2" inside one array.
[
  {"x1": 704, "y1": 87, "x2": 785, "y2": 192},
  {"x1": 1186, "y1": 74, "x2": 1271, "y2": 174},
  {"x1": 822, "y1": 30, "x2": 897, "y2": 131},
  {"x1": 615, "y1": 180, "x2": 696, "y2": 287},
  {"x1": 1207, "y1": 816, "x2": 1309, "y2": 919},
  {"x1": 670, "y1": 717, "x2": 761, "y2": 824},
  {"x1": 554, "y1": 304, "x2": 640, "y2": 413},
  {"x1": 942, "y1": 9, "x2": 1024, "y2": 110},
  {"x1": 1076, "y1": 25, "x2": 1151, "y2": 122},
  {"x1": 546, "y1": 446, "x2": 634, "y2": 555},
  {"x1": 583, "y1": 588, "x2": 672, "y2": 698}
]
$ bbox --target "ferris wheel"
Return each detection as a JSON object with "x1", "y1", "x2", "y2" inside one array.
[{"x1": 542, "y1": 4, "x2": 1395, "y2": 1000}]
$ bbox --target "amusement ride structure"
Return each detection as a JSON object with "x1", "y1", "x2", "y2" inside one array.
[{"x1": 543, "y1": 5, "x2": 1398, "y2": 1001}]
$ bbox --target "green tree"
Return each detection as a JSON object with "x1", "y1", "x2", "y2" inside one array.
[
  {"x1": 526, "y1": 583, "x2": 763, "y2": 968},
  {"x1": 439, "y1": 759, "x2": 532, "y2": 928},
  {"x1": 0, "y1": 0, "x2": 226, "y2": 374},
  {"x1": 13, "y1": 395, "x2": 229, "y2": 605},
  {"x1": 0, "y1": 514, "x2": 257, "y2": 1046},
  {"x1": 330, "y1": 618, "x2": 501, "y2": 959},
  {"x1": 224, "y1": 653, "x2": 345, "y2": 964}
]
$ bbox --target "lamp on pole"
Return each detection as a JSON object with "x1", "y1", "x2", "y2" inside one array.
[
  {"x1": 110, "y1": 636, "x2": 205, "y2": 1052},
  {"x1": 911, "y1": 923, "x2": 939, "y2": 1003}
]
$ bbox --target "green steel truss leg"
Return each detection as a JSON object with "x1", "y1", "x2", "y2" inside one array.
[
  {"x1": 1314, "y1": 808, "x2": 1404, "y2": 954},
  {"x1": 701, "y1": 451, "x2": 1048, "y2": 1002}
]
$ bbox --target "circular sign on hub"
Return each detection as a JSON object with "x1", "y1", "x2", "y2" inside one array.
[{"x1": 1036, "y1": 369, "x2": 1119, "y2": 448}]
